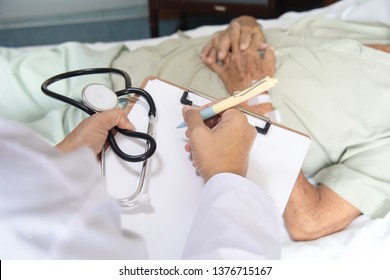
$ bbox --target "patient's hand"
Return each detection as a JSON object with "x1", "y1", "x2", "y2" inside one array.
[
  {"x1": 207, "y1": 41, "x2": 276, "y2": 94},
  {"x1": 56, "y1": 108, "x2": 134, "y2": 155},
  {"x1": 366, "y1": 44, "x2": 390, "y2": 54},
  {"x1": 201, "y1": 15, "x2": 268, "y2": 65}
]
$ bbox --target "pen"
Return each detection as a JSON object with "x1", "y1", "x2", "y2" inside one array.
[{"x1": 176, "y1": 76, "x2": 278, "y2": 128}]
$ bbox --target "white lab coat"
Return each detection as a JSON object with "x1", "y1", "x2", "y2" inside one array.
[{"x1": 0, "y1": 118, "x2": 281, "y2": 259}]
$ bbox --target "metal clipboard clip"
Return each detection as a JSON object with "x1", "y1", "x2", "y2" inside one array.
[{"x1": 180, "y1": 89, "x2": 272, "y2": 135}]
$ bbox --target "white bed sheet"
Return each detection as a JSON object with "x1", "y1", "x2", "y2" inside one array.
[{"x1": 16, "y1": 0, "x2": 390, "y2": 260}]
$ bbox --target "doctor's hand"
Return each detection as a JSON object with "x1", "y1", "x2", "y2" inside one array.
[
  {"x1": 201, "y1": 15, "x2": 267, "y2": 65},
  {"x1": 56, "y1": 108, "x2": 134, "y2": 155},
  {"x1": 183, "y1": 105, "x2": 257, "y2": 183}
]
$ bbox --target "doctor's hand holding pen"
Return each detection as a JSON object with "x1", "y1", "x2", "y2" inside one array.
[{"x1": 182, "y1": 105, "x2": 257, "y2": 183}]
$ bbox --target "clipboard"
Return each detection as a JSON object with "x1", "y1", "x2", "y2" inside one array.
[{"x1": 104, "y1": 77, "x2": 311, "y2": 259}]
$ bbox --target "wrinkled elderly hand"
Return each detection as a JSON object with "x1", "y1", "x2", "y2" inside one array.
[
  {"x1": 182, "y1": 105, "x2": 257, "y2": 183},
  {"x1": 56, "y1": 108, "x2": 134, "y2": 155},
  {"x1": 201, "y1": 15, "x2": 267, "y2": 65},
  {"x1": 209, "y1": 43, "x2": 276, "y2": 94},
  {"x1": 201, "y1": 16, "x2": 276, "y2": 95}
]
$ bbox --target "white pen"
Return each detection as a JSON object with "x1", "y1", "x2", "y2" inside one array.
[{"x1": 176, "y1": 76, "x2": 278, "y2": 128}]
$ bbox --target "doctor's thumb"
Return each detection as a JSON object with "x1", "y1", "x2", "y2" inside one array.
[
  {"x1": 98, "y1": 108, "x2": 136, "y2": 131},
  {"x1": 182, "y1": 105, "x2": 205, "y2": 131}
]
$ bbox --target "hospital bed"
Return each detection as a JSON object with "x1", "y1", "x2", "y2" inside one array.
[{"x1": 1, "y1": 0, "x2": 389, "y2": 260}]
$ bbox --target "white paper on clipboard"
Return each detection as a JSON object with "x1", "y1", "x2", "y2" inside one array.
[{"x1": 104, "y1": 77, "x2": 311, "y2": 259}]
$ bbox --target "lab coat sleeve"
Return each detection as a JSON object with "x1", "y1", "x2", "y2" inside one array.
[
  {"x1": 182, "y1": 173, "x2": 282, "y2": 260},
  {"x1": 0, "y1": 118, "x2": 144, "y2": 259}
]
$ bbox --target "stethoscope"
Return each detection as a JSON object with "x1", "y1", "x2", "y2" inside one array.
[{"x1": 41, "y1": 68, "x2": 156, "y2": 208}]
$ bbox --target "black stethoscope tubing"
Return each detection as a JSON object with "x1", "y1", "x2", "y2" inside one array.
[{"x1": 41, "y1": 68, "x2": 157, "y2": 162}]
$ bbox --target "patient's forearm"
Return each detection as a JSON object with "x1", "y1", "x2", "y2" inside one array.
[
  {"x1": 366, "y1": 44, "x2": 390, "y2": 53},
  {"x1": 283, "y1": 172, "x2": 361, "y2": 241}
]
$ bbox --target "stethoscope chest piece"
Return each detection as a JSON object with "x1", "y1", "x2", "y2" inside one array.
[{"x1": 82, "y1": 83, "x2": 118, "y2": 112}]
